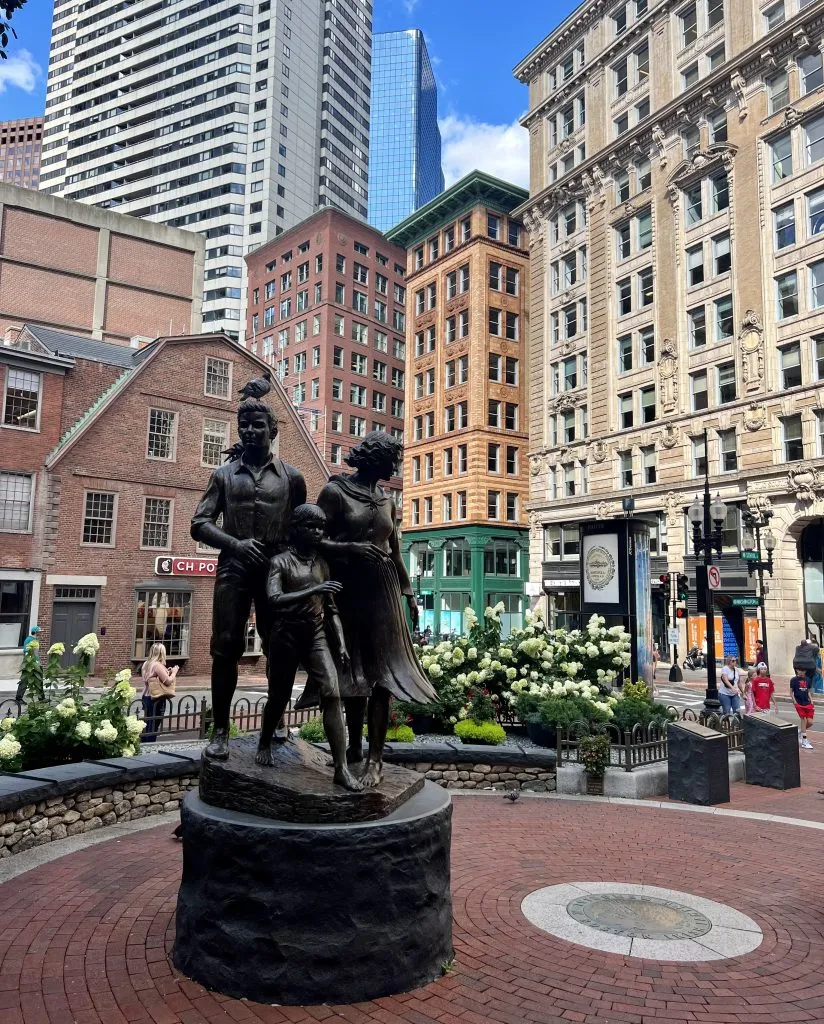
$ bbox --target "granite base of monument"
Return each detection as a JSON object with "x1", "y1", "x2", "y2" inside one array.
[
  {"x1": 667, "y1": 721, "x2": 730, "y2": 806},
  {"x1": 172, "y1": 782, "x2": 453, "y2": 1005},
  {"x1": 743, "y1": 714, "x2": 801, "y2": 790},
  {"x1": 200, "y1": 735, "x2": 424, "y2": 823}
]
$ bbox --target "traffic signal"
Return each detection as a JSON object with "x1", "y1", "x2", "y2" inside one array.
[
  {"x1": 659, "y1": 573, "x2": 671, "y2": 599},
  {"x1": 675, "y1": 607, "x2": 689, "y2": 621},
  {"x1": 677, "y1": 573, "x2": 689, "y2": 602}
]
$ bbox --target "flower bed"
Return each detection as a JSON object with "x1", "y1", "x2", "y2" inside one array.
[{"x1": 0, "y1": 636, "x2": 146, "y2": 773}]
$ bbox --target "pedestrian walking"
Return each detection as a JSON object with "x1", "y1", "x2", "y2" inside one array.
[
  {"x1": 140, "y1": 642, "x2": 177, "y2": 743},
  {"x1": 718, "y1": 656, "x2": 742, "y2": 715},
  {"x1": 790, "y1": 670, "x2": 815, "y2": 749},
  {"x1": 751, "y1": 664, "x2": 777, "y2": 713},
  {"x1": 16, "y1": 625, "x2": 41, "y2": 702},
  {"x1": 743, "y1": 668, "x2": 756, "y2": 715}
]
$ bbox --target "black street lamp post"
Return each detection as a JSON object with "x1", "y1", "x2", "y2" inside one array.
[
  {"x1": 687, "y1": 430, "x2": 728, "y2": 714},
  {"x1": 741, "y1": 508, "x2": 776, "y2": 667}
]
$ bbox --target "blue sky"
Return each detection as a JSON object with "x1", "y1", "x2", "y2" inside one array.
[{"x1": 1, "y1": 0, "x2": 581, "y2": 188}]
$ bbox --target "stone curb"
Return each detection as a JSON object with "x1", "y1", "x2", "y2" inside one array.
[{"x1": 0, "y1": 750, "x2": 200, "y2": 813}]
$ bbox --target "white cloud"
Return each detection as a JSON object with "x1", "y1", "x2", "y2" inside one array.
[
  {"x1": 0, "y1": 50, "x2": 41, "y2": 95},
  {"x1": 401, "y1": 0, "x2": 420, "y2": 13},
  {"x1": 439, "y1": 114, "x2": 529, "y2": 190}
]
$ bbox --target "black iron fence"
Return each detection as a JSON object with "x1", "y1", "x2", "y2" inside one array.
[
  {"x1": 0, "y1": 694, "x2": 319, "y2": 742},
  {"x1": 556, "y1": 708, "x2": 745, "y2": 772}
]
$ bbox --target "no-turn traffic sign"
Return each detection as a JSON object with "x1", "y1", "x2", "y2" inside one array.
[{"x1": 707, "y1": 565, "x2": 722, "y2": 590}]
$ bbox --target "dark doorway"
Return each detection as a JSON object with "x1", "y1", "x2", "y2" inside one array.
[{"x1": 51, "y1": 600, "x2": 96, "y2": 667}]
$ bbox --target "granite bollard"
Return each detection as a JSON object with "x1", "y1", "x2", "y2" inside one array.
[
  {"x1": 667, "y1": 721, "x2": 730, "y2": 805},
  {"x1": 743, "y1": 714, "x2": 800, "y2": 790}
]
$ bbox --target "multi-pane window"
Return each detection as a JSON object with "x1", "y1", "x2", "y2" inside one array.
[
  {"x1": 776, "y1": 271, "x2": 799, "y2": 319},
  {"x1": 619, "y1": 451, "x2": 633, "y2": 488},
  {"x1": 638, "y1": 268, "x2": 654, "y2": 306},
  {"x1": 691, "y1": 370, "x2": 708, "y2": 411},
  {"x1": 642, "y1": 446, "x2": 657, "y2": 485},
  {"x1": 487, "y1": 490, "x2": 501, "y2": 519},
  {"x1": 617, "y1": 278, "x2": 632, "y2": 316},
  {"x1": 805, "y1": 113, "x2": 824, "y2": 166},
  {"x1": 350, "y1": 384, "x2": 367, "y2": 407},
  {"x1": 715, "y1": 296, "x2": 734, "y2": 340},
  {"x1": 489, "y1": 308, "x2": 502, "y2": 336},
  {"x1": 772, "y1": 133, "x2": 793, "y2": 182},
  {"x1": 719, "y1": 429, "x2": 737, "y2": 473},
  {"x1": 775, "y1": 203, "x2": 796, "y2": 249},
  {"x1": 812, "y1": 259, "x2": 824, "y2": 309},
  {"x1": 0, "y1": 471, "x2": 33, "y2": 532},
  {"x1": 809, "y1": 187, "x2": 824, "y2": 237},
  {"x1": 142, "y1": 498, "x2": 172, "y2": 549},
  {"x1": 717, "y1": 362, "x2": 736, "y2": 404},
  {"x1": 713, "y1": 234, "x2": 731, "y2": 276},
  {"x1": 619, "y1": 393, "x2": 634, "y2": 429},
  {"x1": 82, "y1": 491, "x2": 116, "y2": 545},
  {"x1": 640, "y1": 327, "x2": 655, "y2": 364},
  {"x1": 442, "y1": 494, "x2": 453, "y2": 523},
  {"x1": 506, "y1": 446, "x2": 518, "y2": 475},
  {"x1": 204, "y1": 358, "x2": 231, "y2": 398},
  {"x1": 767, "y1": 71, "x2": 789, "y2": 114},
  {"x1": 687, "y1": 245, "x2": 704, "y2": 287},
  {"x1": 488, "y1": 443, "x2": 501, "y2": 472},
  {"x1": 641, "y1": 386, "x2": 656, "y2": 423},
  {"x1": 134, "y1": 590, "x2": 191, "y2": 660},
  {"x1": 3, "y1": 368, "x2": 40, "y2": 429},
  {"x1": 147, "y1": 409, "x2": 177, "y2": 460},
  {"x1": 619, "y1": 335, "x2": 633, "y2": 372},
  {"x1": 764, "y1": 1, "x2": 784, "y2": 29},
  {"x1": 487, "y1": 214, "x2": 500, "y2": 240},
  {"x1": 692, "y1": 435, "x2": 707, "y2": 477},
  {"x1": 506, "y1": 493, "x2": 518, "y2": 522},
  {"x1": 780, "y1": 343, "x2": 802, "y2": 388},
  {"x1": 350, "y1": 415, "x2": 366, "y2": 438},
  {"x1": 202, "y1": 418, "x2": 229, "y2": 467},
  {"x1": 782, "y1": 415, "x2": 803, "y2": 462},
  {"x1": 800, "y1": 52, "x2": 824, "y2": 96},
  {"x1": 680, "y1": 3, "x2": 697, "y2": 46}
]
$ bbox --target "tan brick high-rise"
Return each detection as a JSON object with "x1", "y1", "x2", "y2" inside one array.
[
  {"x1": 516, "y1": 0, "x2": 824, "y2": 671},
  {"x1": 387, "y1": 172, "x2": 531, "y2": 636}
]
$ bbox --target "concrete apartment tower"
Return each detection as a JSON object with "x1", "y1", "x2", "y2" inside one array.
[
  {"x1": 368, "y1": 30, "x2": 445, "y2": 233},
  {"x1": 515, "y1": 0, "x2": 824, "y2": 671},
  {"x1": 387, "y1": 172, "x2": 530, "y2": 637},
  {"x1": 39, "y1": 0, "x2": 371, "y2": 340}
]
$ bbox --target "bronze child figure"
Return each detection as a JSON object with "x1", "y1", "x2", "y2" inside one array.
[{"x1": 256, "y1": 504, "x2": 362, "y2": 793}]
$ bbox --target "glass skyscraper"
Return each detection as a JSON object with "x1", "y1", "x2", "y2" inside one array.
[{"x1": 369, "y1": 31, "x2": 444, "y2": 233}]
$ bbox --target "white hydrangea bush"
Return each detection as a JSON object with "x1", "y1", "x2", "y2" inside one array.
[{"x1": 0, "y1": 639, "x2": 145, "y2": 772}]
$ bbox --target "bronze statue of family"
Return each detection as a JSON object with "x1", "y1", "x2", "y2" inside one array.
[{"x1": 190, "y1": 397, "x2": 436, "y2": 792}]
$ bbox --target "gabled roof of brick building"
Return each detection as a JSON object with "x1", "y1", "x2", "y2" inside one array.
[
  {"x1": 41, "y1": 330, "x2": 328, "y2": 480},
  {"x1": 24, "y1": 325, "x2": 145, "y2": 368}
]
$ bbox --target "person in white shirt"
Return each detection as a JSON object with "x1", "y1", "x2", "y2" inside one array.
[{"x1": 718, "y1": 655, "x2": 742, "y2": 715}]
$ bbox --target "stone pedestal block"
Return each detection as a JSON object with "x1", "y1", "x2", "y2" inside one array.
[
  {"x1": 173, "y1": 784, "x2": 453, "y2": 1005},
  {"x1": 743, "y1": 714, "x2": 801, "y2": 790},
  {"x1": 667, "y1": 721, "x2": 729, "y2": 806}
]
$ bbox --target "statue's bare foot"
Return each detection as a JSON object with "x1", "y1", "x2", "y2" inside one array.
[
  {"x1": 346, "y1": 744, "x2": 363, "y2": 765},
  {"x1": 361, "y1": 761, "x2": 383, "y2": 788},
  {"x1": 205, "y1": 729, "x2": 229, "y2": 760},
  {"x1": 334, "y1": 765, "x2": 364, "y2": 791},
  {"x1": 255, "y1": 745, "x2": 275, "y2": 767}
]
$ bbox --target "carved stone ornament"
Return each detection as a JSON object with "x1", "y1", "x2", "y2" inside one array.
[
  {"x1": 746, "y1": 493, "x2": 773, "y2": 517},
  {"x1": 528, "y1": 511, "x2": 542, "y2": 536},
  {"x1": 661, "y1": 422, "x2": 680, "y2": 449},
  {"x1": 559, "y1": 137, "x2": 573, "y2": 154},
  {"x1": 739, "y1": 310, "x2": 765, "y2": 392},
  {"x1": 664, "y1": 491, "x2": 682, "y2": 527},
  {"x1": 730, "y1": 70, "x2": 748, "y2": 119},
  {"x1": 784, "y1": 106, "x2": 802, "y2": 127},
  {"x1": 596, "y1": 501, "x2": 617, "y2": 521},
  {"x1": 744, "y1": 402, "x2": 767, "y2": 432},
  {"x1": 530, "y1": 455, "x2": 544, "y2": 476},
  {"x1": 589, "y1": 440, "x2": 608, "y2": 464},
  {"x1": 623, "y1": 202, "x2": 637, "y2": 219},
  {"x1": 556, "y1": 393, "x2": 578, "y2": 413},
  {"x1": 658, "y1": 339, "x2": 679, "y2": 414},
  {"x1": 788, "y1": 463, "x2": 820, "y2": 504},
  {"x1": 651, "y1": 124, "x2": 668, "y2": 167}
]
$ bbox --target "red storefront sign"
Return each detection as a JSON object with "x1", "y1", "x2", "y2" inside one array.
[{"x1": 155, "y1": 556, "x2": 218, "y2": 577}]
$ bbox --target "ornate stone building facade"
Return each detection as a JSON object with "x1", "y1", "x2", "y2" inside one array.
[{"x1": 515, "y1": 0, "x2": 824, "y2": 669}]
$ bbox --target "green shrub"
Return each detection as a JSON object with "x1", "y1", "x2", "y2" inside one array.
[
  {"x1": 298, "y1": 717, "x2": 326, "y2": 742},
  {"x1": 611, "y1": 697, "x2": 675, "y2": 733},
  {"x1": 513, "y1": 690, "x2": 544, "y2": 723},
  {"x1": 578, "y1": 732, "x2": 611, "y2": 777},
  {"x1": 538, "y1": 693, "x2": 610, "y2": 731},
  {"x1": 466, "y1": 689, "x2": 495, "y2": 723},
  {"x1": 386, "y1": 725, "x2": 414, "y2": 743},
  {"x1": 621, "y1": 680, "x2": 653, "y2": 702},
  {"x1": 454, "y1": 720, "x2": 507, "y2": 745}
]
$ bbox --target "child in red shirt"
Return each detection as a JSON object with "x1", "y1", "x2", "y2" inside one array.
[{"x1": 751, "y1": 664, "x2": 776, "y2": 713}]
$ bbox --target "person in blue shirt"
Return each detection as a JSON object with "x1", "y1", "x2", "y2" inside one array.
[
  {"x1": 22, "y1": 624, "x2": 41, "y2": 656},
  {"x1": 16, "y1": 625, "x2": 42, "y2": 702}
]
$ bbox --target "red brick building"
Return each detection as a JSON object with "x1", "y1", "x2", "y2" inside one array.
[
  {"x1": 0, "y1": 182, "x2": 204, "y2": 344},
  {"x1": 245, "y1": 209, "x2": 407, "y2": 495},
  {"x1": 0, "y1": 326, "x2": 327, "y2": 678},
  {"x1": 0, "y1": 118, "x2": 43, "y2": 190}
]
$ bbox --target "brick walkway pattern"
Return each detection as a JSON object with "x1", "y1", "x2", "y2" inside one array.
[{"x1": 2, "y1": 796, "x2": 824, "y2": 1024}]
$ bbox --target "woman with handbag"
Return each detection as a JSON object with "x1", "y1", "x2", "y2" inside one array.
[{"x1": 141, "y1": 642, "x2": 177, "y2": 743}]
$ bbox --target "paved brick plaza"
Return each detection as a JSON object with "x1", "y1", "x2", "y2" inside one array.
[{"x1": 1, "y1": 784, "x2": 823, "y2": 1024}]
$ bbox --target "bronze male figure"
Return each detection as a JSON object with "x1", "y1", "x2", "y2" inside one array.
[{"x1": 191, "y1": 398, "x2": 306, "y2": 759}]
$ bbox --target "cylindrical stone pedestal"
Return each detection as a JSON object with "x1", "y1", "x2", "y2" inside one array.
[{"x1": 173, "y1": 783, "x2": 452, "y2": 1005}]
